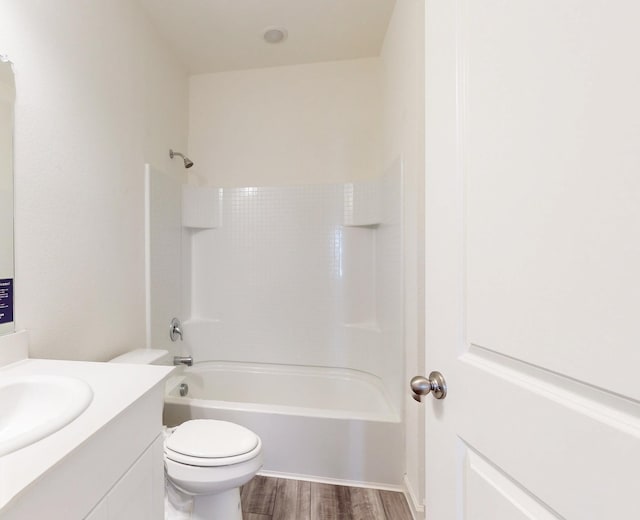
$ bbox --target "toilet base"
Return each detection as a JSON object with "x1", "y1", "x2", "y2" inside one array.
[{"x1": 191, "y1": 488, "x2": 243, "y2": 520}]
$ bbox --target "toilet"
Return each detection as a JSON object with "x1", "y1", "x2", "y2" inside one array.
[
  {"x1": 110, "y1": 349, "x2": 263, "y2": 520},
  {"x1": 165, "y1": 419, "x2": 263, "y2": 519}
]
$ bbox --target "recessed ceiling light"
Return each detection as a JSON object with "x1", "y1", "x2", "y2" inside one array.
[{"x1": 263, "y1": 26, "x2": 288, "y2": 44}]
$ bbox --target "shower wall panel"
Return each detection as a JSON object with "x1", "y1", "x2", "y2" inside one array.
[
  {"x1": 376, "y1": 162, "x2": 403, "y2": 408},
  {"x1": 146, "y1": 165, "x2": 182, "y2": 354},
  {"x1": 187, "y1": 167, "x2": 401, "y2": 408}
]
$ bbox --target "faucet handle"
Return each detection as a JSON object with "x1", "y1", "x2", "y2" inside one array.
[{"x1": 169, "y1": 317, "x2": 183, "y2": 342}]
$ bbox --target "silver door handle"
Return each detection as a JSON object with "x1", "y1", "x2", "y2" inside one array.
[{"x1": 410, "y1": 372, "x2": 447, "y2": 401}]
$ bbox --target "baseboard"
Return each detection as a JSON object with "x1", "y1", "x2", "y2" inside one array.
[
  {"x1": 403, "y1": 474, "x2": 425, "y2": 520},
  {"x1": 257, "y1": 469, "x2": 405, "y2": 493}
]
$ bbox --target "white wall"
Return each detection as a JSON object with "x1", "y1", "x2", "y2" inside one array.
[
  {"x1": 188, "y1": 58, "x2": 383, "y2": 187},
  {"x1": 381, "y1": 0, "x2": 426, "y2": 516},
  {"x1": 0, "y1": 0, "x2": 189, "y2": 360}
]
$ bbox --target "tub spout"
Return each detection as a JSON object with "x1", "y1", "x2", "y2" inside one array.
[{"x1": 173, "y1": 356, "x2": 193, "y2": 367}]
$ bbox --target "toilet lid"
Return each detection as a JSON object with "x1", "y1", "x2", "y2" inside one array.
[{"x1": 166, "y1": 419, "x2": 259, "y2": 459}]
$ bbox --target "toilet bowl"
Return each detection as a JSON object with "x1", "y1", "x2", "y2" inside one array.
[
  {"x1": 109, "y1": 350, "x2": 263, "y2": 520},
  {"x1": 165, "y1": 419, "x2": 263, "y2": 520}
]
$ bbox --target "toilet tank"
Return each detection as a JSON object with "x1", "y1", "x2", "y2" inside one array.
[{"x1": 109, "y1": 348, "x2": 170, "y2": 365}]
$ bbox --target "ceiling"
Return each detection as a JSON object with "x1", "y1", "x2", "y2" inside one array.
[{"x1": 137, "y1": 0, "x2": 397, "y2": 74}]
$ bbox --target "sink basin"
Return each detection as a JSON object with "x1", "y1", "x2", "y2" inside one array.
[{"x1": 0, "y1": 375, "x2": 93, "y2": 457}]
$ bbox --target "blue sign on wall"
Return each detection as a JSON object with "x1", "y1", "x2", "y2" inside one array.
[{"x1": 0, "y1": 279, "x2": 13, "y2": 324}]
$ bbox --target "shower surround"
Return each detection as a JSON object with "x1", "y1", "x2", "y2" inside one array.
[
  {"x1": 184, "y1": 165, "x2": 402, "y2": 413},
  {"x1": 148, "y1": 162, "x2": 403, "y2": 484}
]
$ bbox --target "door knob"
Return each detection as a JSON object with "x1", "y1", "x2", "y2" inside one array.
[{"x1": 410, "y1": 372, "x2": 447, "y2": 401}]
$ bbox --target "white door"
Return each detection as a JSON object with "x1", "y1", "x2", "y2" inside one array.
[{"x1": 419, "y1": 0, "x2": 640, "y2": 518}]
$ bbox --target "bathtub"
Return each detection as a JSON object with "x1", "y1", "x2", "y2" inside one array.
[{"x1": 163, "y1": 361, "x2": 404, "y2": 486}]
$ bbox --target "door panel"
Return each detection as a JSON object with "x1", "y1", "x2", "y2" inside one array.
[
  {"x1": 465, "y1": 449, "x2": 559, "y2": 520},
  {"x1": 459, "y1": 349, "x2": 639, "y2": 518},
  {"x1": 424, "y1": 0, "x2": 640, "y2": 518},
  {"x1": 465, "y1": 0, "x2": 640, "y2": 401}
]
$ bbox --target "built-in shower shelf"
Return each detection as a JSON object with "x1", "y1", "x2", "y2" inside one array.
[
  {"x1": 344, "y1": 322, "x2": 382, "y2": 333},
  {"x1": 343, "y1": 180, "x2": 381, "y2": 226},
  {"x1": 182, "y1": 185, "x2": 222, "y2": 229},
  {"x1": 343, "y1": 222, "x2": 380, "y2": 228}
]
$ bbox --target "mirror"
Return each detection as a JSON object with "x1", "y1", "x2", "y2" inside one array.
[{"x1": 0, "y1": 57, "x2": 15, "y2": 335}]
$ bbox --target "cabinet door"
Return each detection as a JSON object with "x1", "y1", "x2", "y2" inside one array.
[
  {"x1": 84, "y1": 499, "x2": 107, "y2": 520},
  {"x1": 105, "y1": 436, "x2": 164, "y2": 520}
]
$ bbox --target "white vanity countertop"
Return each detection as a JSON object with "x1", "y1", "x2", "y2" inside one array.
[{"x1": 0, "y1": 357, "x2": 174, "y2": 512}]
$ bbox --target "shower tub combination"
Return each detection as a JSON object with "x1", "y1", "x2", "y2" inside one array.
[{"x1": 164, "y1": 361, "x2": 403, "y2": 486}]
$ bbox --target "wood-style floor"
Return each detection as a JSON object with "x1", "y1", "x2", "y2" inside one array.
[{"x1": 241, "y1": 475, "x2": 413, "y2": 520}]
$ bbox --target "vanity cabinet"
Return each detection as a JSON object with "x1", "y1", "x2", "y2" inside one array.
[{"x1": 0, "y1": 357, "x2": 172, "y2": 520}]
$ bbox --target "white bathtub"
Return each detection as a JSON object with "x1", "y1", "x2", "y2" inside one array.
[{"x1": 163, "y1": 361, "x2": 403, "y2": 486}]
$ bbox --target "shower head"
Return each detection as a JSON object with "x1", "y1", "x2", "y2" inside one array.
[{"x1": 169, "y1": 149, "x2": 194, "y2": 169}]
